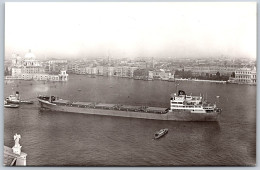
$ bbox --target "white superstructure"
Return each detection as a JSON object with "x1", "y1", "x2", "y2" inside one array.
[{"x1": 170, "y1": 90, "x2": 219, "y2": 113}]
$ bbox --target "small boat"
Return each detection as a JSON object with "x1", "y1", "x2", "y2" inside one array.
[
  {"x1": 154, "y1": 128, "x2": 168, "y2": 139},
  {"x1": 4, "y1": 100, "x2": 19, "y2": 108}
]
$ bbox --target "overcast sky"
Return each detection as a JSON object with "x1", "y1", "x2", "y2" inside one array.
[{"x1": 5, "y1": 2, "x2": 256, "y2": 60}]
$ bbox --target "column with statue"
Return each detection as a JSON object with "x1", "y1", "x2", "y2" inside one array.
[{"x1": 12, "y1": 133, "x2": 22, "y2": 155}]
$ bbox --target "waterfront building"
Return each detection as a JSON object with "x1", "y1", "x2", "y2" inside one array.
[
  {"x1": 152, "y1": 69, "x2": 172, "y2": 80},
  {"x1": 251, "y1": 67, "x2": 257, "y2": 84},
  {"x1": 86, "y1": 67, "x2": 97, "y2": 75},
  {"x1": 20, "y1": 69, "x2": 68, "y2": 81},
  {"x1": 92, "y1": 67, "x2": 97, "y2": 75},
  {"x1": 11, "y1": 53, "x2": 23, "y2": 66},
  {"x1": 46, "y1": 60, "x2": 68, "y2": 73},
  {"x1": 71, "y1": 63, "x2": 79, "y2": 73},
  {"x1": 234, "y1": 67, "x2": 256, "y2": 84},
  {"x1": 153, "y1": 70, "x2": 162, "y2": 80},
  {"x1": 184, "y1": 65, "x2": 237, "y2": 76},
  {"x1": 23, "y1": 66, "x2": 45, "y2": 74},
  {"x1": 85, "y1": 67, "x2": 92, "y2": 74},
  {"x1": 122, "y1": 66, "x2": 129, "y2": 77},
  {"x1": 58, "y1": 70, "x2": 69, "y2": 81},
  {"x1": 103, "y1": 66, "x2": 108, "y2": 76},
  {"x1": 23, "y1": 50, "x2": 41, "y2": 67},
  {"x1": 76, "y1": 67, "x2": 86, "y2": 74},
  {"x1": 22, "y1": 73, "x2": 58, "y2": 81},
  {"x1": 48, "y1": 60, "x2": 67, "y2": 64},
  {"x1": 6, "y1": 50, "x2": 68, "y2": 81},
  {"x1": 115, "y1": 67, "x2": 123, "y2": 77},
  {"x1": 129, "y1": 67, "x2": 138, "y2": 78},
  {"x1": 135, "y1": 61, "x2": 147, "y2": 69},
  {"x1": 11, "y1": 67, "x2": 23, "y2": 77},
  {"x1": 148, "y1": 71, "x2": 154, "y2": 80},
  {"x1": 114, "y1": 66, "x2": 137, "y2": 78},
  {"x1": 160, "y1": 69, "x2": 172, "y2": 80},
  {"x1": 97, "y1": 66, "x2": 104, "y2": 75},
  {"x1": 67, "y1": 63, "x2": 75, "y2": 73},
  {"x1": 133, "y1": 69, "x2": 147, "y2": 79},
  {"x1": 107, "y1": 67, "x2": 115, "y2": 76}
]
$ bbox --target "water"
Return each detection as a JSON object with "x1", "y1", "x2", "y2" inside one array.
[{"x1": 4, "y1": 75, "x2": 256, "y2": 166}]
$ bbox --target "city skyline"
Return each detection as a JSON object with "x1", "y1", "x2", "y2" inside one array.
[{"x1": 5, "y1": 2, "x2": 256, "y2": 59}]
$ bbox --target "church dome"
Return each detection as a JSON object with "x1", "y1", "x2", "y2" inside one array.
[{"x1": 24, "y1": 49, "x2": 36, "y2": 60}]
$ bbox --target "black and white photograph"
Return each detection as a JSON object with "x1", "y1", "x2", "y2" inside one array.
[{"x1": 3, "y1": 2, "x2": 256, "y2": 166}]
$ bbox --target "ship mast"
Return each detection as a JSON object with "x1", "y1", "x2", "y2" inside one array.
[{"x1": 175, "y1": 83, "x2": 179, "y2": 93}]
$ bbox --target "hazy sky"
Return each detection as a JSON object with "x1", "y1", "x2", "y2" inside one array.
[{"x1": 5, "y1": 2, "x2": 256, "y2": 59}]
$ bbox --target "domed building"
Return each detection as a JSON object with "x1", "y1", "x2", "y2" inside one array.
[
  {"x1": 11, "y1": 53, "x2": 22, "y2": 66},
  {"x1": 24, "y1": 49, "x2": 35, "y2": 60},
  {"x1": 23, "y1": 49, "x2": 40, "y2": 66},
  {"x1": 8, "y1": 49, "x2": 68, "y2": 82}
]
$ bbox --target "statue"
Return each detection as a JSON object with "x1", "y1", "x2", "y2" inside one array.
[
  {"x1": 12, "y1": 133, "x2": 22, "y2": 155},
  {"x1": 14, "y1": 133, "x2": 21, "y2": 147}
]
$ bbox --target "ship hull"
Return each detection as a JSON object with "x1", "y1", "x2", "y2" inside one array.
[
  {"x1": 4, "y1": 104, "x2": 19, "y2": 108},
  {"x1": 38, "y1": 99, "x2": 220, "y2": 121}
]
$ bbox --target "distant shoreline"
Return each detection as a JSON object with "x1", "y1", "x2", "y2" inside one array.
[
  {"x1": 174, "y1": 78, "x2": 226, "y2": 84},
  {"x1": 4, "y1": 74, "x2": 257, "y2": 86}
]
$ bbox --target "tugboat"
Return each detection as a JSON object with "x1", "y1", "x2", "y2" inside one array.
[
  {"x1": 5, "y1": 92, "x2": 20, "y2": 104},
  {"x1": 6, "y1": 91, "x2": 34, "y2": 104},
  {"x1": 4, "y1": 100, "x2": 19, "y2": 108},
  {"x1": 154, "y1": 128, "x2": 168, "y2": 139}
]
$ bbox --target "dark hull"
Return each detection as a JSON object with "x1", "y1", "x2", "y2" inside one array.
[
  {"x1": 38, "y1": 99, "x2": 220, "y2": 121},
  {"x1": 154, "y1": 129, "x2": 168, "y2": 139}
]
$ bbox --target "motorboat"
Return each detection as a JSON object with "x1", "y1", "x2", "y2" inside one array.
[{"x1": 154, "y1": 128, "x2": 168, "y2": 139}]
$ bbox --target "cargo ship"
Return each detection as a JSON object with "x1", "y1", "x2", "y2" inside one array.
[{"x1": 37, "y1": 90, "x2": 221, "y2": 121}]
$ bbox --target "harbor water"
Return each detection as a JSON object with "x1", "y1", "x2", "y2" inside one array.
[{"x1": 4, "y1": 75, "x2": 256, "y2": 166}]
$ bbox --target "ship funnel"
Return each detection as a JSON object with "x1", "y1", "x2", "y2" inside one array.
[
  {"x1": 178, "y1": 90, "x2": 186, "y2": 96},
  {"x1": 16, "y1": 91, "x2": 20, "y2": 99}
]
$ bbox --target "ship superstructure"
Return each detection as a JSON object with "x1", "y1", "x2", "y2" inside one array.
[
  {"x1": 5, "y1": 92, "x2": 20, "y2": 104},
  {"x1": 170, "y1": 90, "x2": 220, "y2": 114}
]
